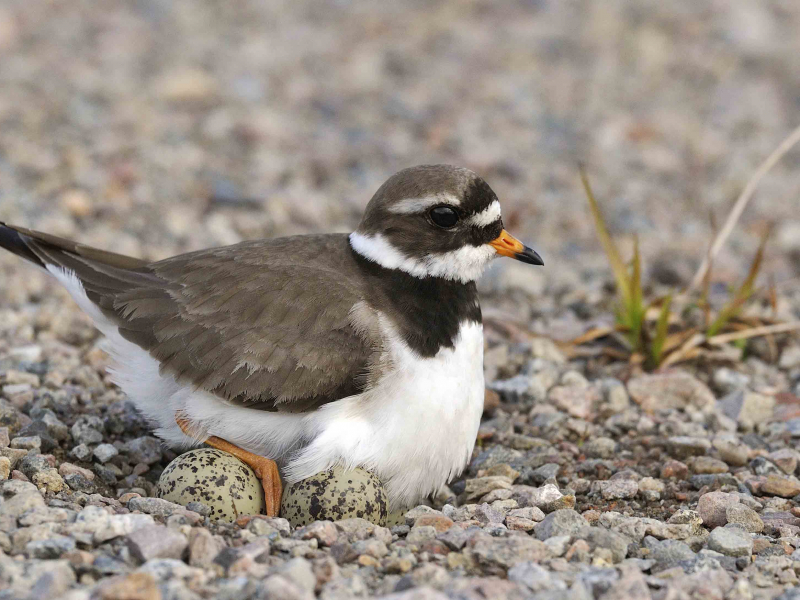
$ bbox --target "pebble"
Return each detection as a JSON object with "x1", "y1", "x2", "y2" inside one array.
[
  {"x1": 534, "y1": 509, "x2": 589, "y2": 540},
  {"x1": 599, "y1": 479, "x2": 638, "y2": 500},
  {"x1": 725, "y1": 504, "x2": 763, "y2": 533},
  {"x1": 707, "y1": 527, "x2": 754, "y2": 557},
  {"x1": 126, "y1": 525, "x2": 188, "y2": 563},
  {"x1": 93, "y1": 444, "x2": 119, "y2": 463},
  {"x1": 697, "y1": 491, "x2": 740, "y2": 529},
  {"x1": 760, "y1": 475, "x2": 800, "y2": 498}
]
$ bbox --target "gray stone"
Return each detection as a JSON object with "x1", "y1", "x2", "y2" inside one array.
[
  {"x1": 525, "y1": 463, "x2": 560, "y2": 484},
  {"x1": 127, "y1": 496, "x2": 186, "y2": 517},
  {"x1": 707, "y1": 527, "x2": 753, "y2": 557},
  {"x1": 123, "y1": 436, "x2": 163, "y2": 465},
  {"x1": 511, "y1": 483, "x2": 570, "y2": 512},
  {"x1": 127, "y1": 524, "x2": 188, "y2": 562},
  {"x1": 70, "y1": 443, "x2": 93, "y2": 462},
  {"x1": 25, "y1": 535, "x2": 76, "y2": 558},
  {"x1": 584, "y1": 437, "x2": 617, "y2": 459},
  {"x1": 646, "y1": 539, "x2": 696, "y2": 570},
  {"x1": 535, "y1": 509, "x2": 589, "y2": 540},
  {"x1": 274, "y1": 557, "x2": 316, "y2": 596},
  {"x1": 0, "y1": 479, "x2": 46, "y2": 517},
  {"x1": 667, "y1": 436, "x2": 711, "y2": 459},
  {"x1": 508, "y1": 561, "x2": 568, "y2": 592},
  {"x1": 470, "y1": 534, "x2": 548, "y2": 573},
  {"x1": 725, "y1": 504, "x2": 763, "y2": 533},
  {"x1": 576, "y1": 527, "x2": 629, "y2": 563},
  {"x1": 70, "y1": 415, "x2": 104, "y2": 445},
  {"x1": 599, "y1": 479, "x2": 638, "y2": 500},
  {"x1": 93, "y1": 443, "x2": 119, "y2": 463}
]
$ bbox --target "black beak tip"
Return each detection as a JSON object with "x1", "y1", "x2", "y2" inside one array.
[{"x1": 516, "y1": 247, "x2": 544, "y2": 266}]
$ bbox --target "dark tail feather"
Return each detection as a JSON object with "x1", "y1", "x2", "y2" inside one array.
[
  {"x1": 0, "y1": 222, "x2": 159, "y2": 298},
  {"x1": 0, "y1": 222, "x2": 46, "y2": 268}
]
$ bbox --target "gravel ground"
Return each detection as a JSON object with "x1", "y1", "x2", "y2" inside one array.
[{"x1": 1, "y1": 1, "x2": 800, "y2": 599}]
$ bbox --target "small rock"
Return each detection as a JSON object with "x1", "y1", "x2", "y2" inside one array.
[
  {"x1": 534, "y1": 509, "x2": 589, "y2": 540},
  {"x1": 59, "y1": 462, "x2": 95, "y2": 480},
  {"x1": 10, "y1": 436, "x2": 41, "y2": 451},
  {"x1": 668, "y1": 436, "x2": 711, "y2": 459},
  {"x1": 70, "y1": 443, "x2": 93, "y2": 462},
  {"x1": 725, "y1": 504, "x2": 763, "y2": 533},
  {"x1": 718, "y1": 391, "x2": 776, "y2": 430},
  {"x1": 647, "y1": 539, "x2": 696, "y2": 570},
  {"x1": 583, "y1": 437, "x2": 617, "y2": 459},
  {"x1": 70, "y1": 416, "x2": 104, "y2": 445},
  {"x1": 93, "y1": 444, "x2": 119, "y2": 463},
  {"x1": 697, "y1": 491, "x2": 740, "y2": 529},
  {"x1": 548, "y1": 385, "x2": 600, "y2": 419},
  {"x1": 660, "y1": 460, "x2": 689, "y2": 479},
  {"x1": 707, "y1": 527, "x2": 753, "y2": 557},
  {"x1": 128, "y1": 496, "x2": 186, "y2": 517},
  {"x1": 94, "y1": 572, "x2": 160, "y2": 600},
  {"x1": 600, "y1": 479, "x2": 638, "y2": 500},
  {"x1": 123, "y1": 436, "x2": 163, "y2": 465},
  {"x1": 713, "y1": 436, "x2": 751, "y2": 467},
  {"x1": 692, "y1": 456, "x2": 729, "y2": 474},
  {"x1": 761, "y1": 475, "x2": 800, "y2": 498},
  {"x1": 637, "y1": 477, "x2": 665, "y2": 501},
  {"x1": 412, "y1": 514, "x2": 454, "y2": 533},
  {"x1": 127, "y1": 524, "x2": 188, "y2": 562},
  {"x1": 464, "y1": 476, "x2": 512, "y2": 501},
  {"x1": 628, "y1": 372, "x2": 715, "y2": 412},
  {"x1": 576, "y1": 526, "x2": 629, "y2": 563},
  {"x1": 295, "y1": 521, "x2": 339, "y2": 546},
  {"x1": 26, "y1": 535, "x2": 76, "y2": 559},
  {"x1": 768, "y1": 448, "x2": 799, "y2": 475},
  {"x1": 188, "y1": 528, "x2": 226, "y2": 567},
  {"x1": 511, "y1": 483, "x2": 572, "y2": 512}
]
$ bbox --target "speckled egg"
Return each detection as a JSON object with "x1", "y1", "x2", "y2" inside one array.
[
  {"x1": 156, "y1": 448, "x2": 264, "y2": 522},
  {"x1": 281, "y1": 465, "x2": 388, "y2": 527}
]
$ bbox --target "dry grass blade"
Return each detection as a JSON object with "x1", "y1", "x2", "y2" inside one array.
[
  {"x1": 660, "y1": 332, "x2": 706, "y2": 368},
  {"x1": 706, "y1": 227, "x2": 769, "y2": 336},
  {"x1": 688, "y1": 123, "x2": 800, "y2": 292},
  {"x1": 570, "y1": 326, "x2": 615, "y2": 345},
  {"x1": 706, "y1": 321, "x2": 800, "y2": 345}
]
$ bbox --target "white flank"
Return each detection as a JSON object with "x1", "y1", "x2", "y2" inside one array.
[
  {"x1": 389, "y1": 194, "x2": 461, "y2": 214},
  {"x1": 467, "y1": 200, "x2": 502, "y2": 227},
  {"x1": 349, "y1": 231, "x2": 496, "y2": 283}
]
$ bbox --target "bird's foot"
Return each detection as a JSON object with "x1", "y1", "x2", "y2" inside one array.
[{"x1": 176, "y1": 415, "x2": 282, "y2": 516}]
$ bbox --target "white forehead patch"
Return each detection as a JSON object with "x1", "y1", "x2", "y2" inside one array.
[
  {"x1": 349, "y1": 232, "x2": 496, "y2": 283},
  {"x1": 389, "y1": 194, "x2": 461, "y2": 215},
  {"x1": 467, "y1": 200, "x2": 501, "y2": 228}
]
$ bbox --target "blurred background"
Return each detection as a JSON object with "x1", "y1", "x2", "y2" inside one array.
[{"x1": 1, "y1": 0, "x2": 799, "y2": 314}]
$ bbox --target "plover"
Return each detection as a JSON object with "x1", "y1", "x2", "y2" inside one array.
[{"x1": 0, "y1": 165, "x2": 542, "y2": 515}]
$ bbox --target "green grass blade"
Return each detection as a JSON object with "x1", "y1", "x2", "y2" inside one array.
[
  {"x1": 650, "y1": 294, "x2": 673, "y2": 367},
  {"x1": 579, "y1": 168, "x2": 632, "y2": 307}
]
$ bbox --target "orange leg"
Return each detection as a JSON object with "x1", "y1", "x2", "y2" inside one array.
[{"x1": 176, "y1": 416, "x2": 283, "y2": 517}]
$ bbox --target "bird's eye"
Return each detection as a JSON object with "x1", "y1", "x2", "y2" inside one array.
[{"x1": 429, "y1": 206, "x2": 459, "y2": 228}]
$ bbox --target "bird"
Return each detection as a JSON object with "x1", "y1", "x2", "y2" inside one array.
[{"x1": 0, "y1": 164, "x2": 542, "y2": 516}]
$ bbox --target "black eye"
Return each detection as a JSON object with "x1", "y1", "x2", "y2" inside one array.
[{"x1": 429, "y1": 206, "x2": 459, "y2": 228}]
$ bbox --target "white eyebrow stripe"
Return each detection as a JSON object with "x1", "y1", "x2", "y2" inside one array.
[
  {"x1": 389, "y1": 194, "x2": 461, "y2": 214},
  {"x1": 467, "y1": 200, "x2": 501, "y2": 227}
]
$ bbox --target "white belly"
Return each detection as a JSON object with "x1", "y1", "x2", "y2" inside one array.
[{"x1": 284, "y1": 319, "x2": 486, "y2": 509}]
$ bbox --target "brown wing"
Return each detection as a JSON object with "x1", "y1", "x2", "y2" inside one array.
[{"x1": 0, "y1": 223, "x2": 376, "y2": 412}]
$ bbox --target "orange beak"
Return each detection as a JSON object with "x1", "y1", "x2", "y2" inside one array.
[{"x1": 489, "y1": 229, "x2": 544, "y2": 265}]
